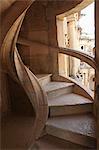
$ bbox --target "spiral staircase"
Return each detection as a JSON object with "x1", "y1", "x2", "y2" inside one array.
[
  {"x1": 36, "y1": 74, "x2": 96, "y2": 149},
  {"x1": 0, "y1": 0, "x2": 97, "y2": 149}
]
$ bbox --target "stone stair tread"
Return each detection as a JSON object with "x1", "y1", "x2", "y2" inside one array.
[
  {"x1": 48, "y1": 93, "x2": 92, "y2": 106},
  {"x1": 36, "y1": 74, "x2": 52, "y2": 80},
  {"x1": 46, "y1": 114, "x2": 96, "y2": 138},
  {"x1": 36, "y1": 135, "x2": 88, "y2": 149},
  {"x1": 43, "y1": 82, "x2": 74, "y2": 92}
]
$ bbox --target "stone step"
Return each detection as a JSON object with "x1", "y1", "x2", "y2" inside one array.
[
  {"x1": 34, "y1": 135, "x2": 90, "y2": 150},
  {"x1": 48, "y1": 93, "x2": 93, "y2": 116},
  {"x1": 36, "y1": 74, "x2": 52, "y2": 86},
  {"x1": 46, "y1": 114, "x2": 96, "y2": 148},
  {"x1": 43, "y1": 82, "x2": 74, "y2": 99}
]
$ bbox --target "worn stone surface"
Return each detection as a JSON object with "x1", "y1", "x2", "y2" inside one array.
[
  {"x1": 50, "y1": 103, "x2": 93, "y2": 117},
  {"x1": 43, "y1": 82, "x2": 74, "y2": 92},
  {"x1": 46, "y1": 114, "x2": 96, "y2": 138},
  {"x1": 48, "y1": 93, "x2": 92, "y2": 106},
  {"x1": 46, "y1": 114, "x2": 96, "y2": 148},
  {"x1": 34, "y1": 135, "x2": 91, "y2": 150},
  {"x1": 48, "y1": 93, "x2": 93, "y2": 116},
  {"x1": 36, "y1": 74, "x2": 52, "y2": 86},
  {"x1": 43, "y1": 82, "x2": 74, "y2": 99}
]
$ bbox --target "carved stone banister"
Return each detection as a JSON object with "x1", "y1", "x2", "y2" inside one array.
[
  {"x1": 17, "y1": 37, "x2": 96, "y2": 70},
  {"x1": 1, "y1": 0, "x2": 48, "y2": 148},
  {"x1": 59, "y1": 47, "x2": 96, "y2": 70},
  {"x1": 14, "y1": 48, "x2": 48, "y2": 140},
  {"x1": 0, "y1": 0, "x2": 35, "y2": 44}
]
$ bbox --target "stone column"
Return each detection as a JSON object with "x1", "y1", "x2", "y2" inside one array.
[
  {"x1": 67, "y1": 14, "x2": 80, "y2": 77},
  {"x1": 47, "y1": 16, "x2": 59, "y2": 75},
  {"x1": 56, "y1": 17, "x2": 68, "y2": 76}
]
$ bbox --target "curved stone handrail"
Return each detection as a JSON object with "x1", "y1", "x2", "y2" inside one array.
[
  {"x1": 1, "y1": 0, "x2": 48, "y2": 147},
  {"x1": 17, "y1": 37, "x2": 96, "y2": 70},
  {"x1": 0, "y1": 0, "x2": 34, "y2": 44},
  {"x1": 59, "y1": 47, "x2": 96, "y2": 70},
  {"x1": 14, "y1": 47, "x2": 48, "y2": 140}
]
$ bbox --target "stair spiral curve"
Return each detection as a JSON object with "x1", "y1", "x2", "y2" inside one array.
[{"x1": 0, "y1": 0, "x2": 48, "y2": 148}]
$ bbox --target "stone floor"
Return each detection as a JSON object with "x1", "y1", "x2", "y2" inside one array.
[
  {"x1": 34, "y1": 134, "x2": 95, "y2": 150},
  {"x1": 1, "y1": 114, "x2": 35, "y2": 150}
]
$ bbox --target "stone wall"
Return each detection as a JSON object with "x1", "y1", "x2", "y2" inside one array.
[
  {"x1": 19, "y1": 2, "x2": 52, "y2": 74},
  {"x1": 19, "y1": 1, "x2": 83, "y2": 75}
]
